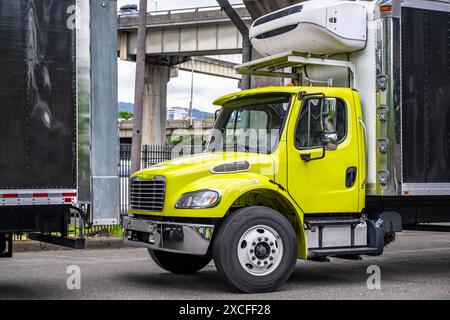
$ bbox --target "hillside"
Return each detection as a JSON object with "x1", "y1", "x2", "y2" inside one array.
[
  {"x1": 118, "y1": 102, "x2": 133, "y2": 113},
  {"x1": 118, "y1": 102, "x2": 214, "y2": 120}
]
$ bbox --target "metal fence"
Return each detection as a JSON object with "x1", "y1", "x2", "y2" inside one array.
[
  {"x1": 141, "y1": 144, "x2": 174, "y2": 169},
  {"x1": 119, "y1": 144, "x2": 131, "y2": 216},
  {"x1": 119, "y1": 144, "x2": 198, "y2": 216}
]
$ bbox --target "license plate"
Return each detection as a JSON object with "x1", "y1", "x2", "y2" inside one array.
[{"x1": 126, "y1": 219, "x2": 156, "y2": 234}]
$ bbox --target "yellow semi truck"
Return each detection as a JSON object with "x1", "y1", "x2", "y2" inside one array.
[{"x1": 123, "y1": 0, "x2": 450, "y2": 292}]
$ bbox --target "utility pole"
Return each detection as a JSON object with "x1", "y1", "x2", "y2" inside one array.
[
  {"x1": 216, "y1": 0, "x2": 252, "y2": 90},
  {"x1": 131, "y1": 0, "x2": 148, "y2": 174}
]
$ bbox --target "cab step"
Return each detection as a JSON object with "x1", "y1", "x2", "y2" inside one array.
[
  {"x1": 309, "y1": 246, "x2": 380, "y2": 257},
  {"x1": 306, "y1": 218, "x2": 362, "y2": 226}
]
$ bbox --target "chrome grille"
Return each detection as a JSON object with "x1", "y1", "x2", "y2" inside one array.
[{"x1": 130, "y1": 177, "x2": 166, "y2": 212}]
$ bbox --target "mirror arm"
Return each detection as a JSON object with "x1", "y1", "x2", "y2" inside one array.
[{"x1": 214, "y1": 109, "x2": 221, "y2": 121}]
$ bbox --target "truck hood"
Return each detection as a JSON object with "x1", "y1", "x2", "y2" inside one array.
[{"x1": 133, "y1": 151, "x2": 276, "y2": 182}]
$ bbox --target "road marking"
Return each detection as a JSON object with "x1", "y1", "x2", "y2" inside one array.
[{"x1": 384, "y1": 247, "x2": 450, "y2": 254}]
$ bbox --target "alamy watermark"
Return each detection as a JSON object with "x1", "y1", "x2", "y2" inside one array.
[
  {"x1": 366, "y1": 265, "x2": 381, "y2": 290},
  {"x1": 66, "y1": 265, "x2": 81, "y2": 290}
]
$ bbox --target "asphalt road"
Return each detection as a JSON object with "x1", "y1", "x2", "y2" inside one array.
[{"x1": 0, "y1": 230, "x2": 449, "y2": 300}]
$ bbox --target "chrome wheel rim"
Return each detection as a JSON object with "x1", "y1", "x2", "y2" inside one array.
[{"x1": 237, "y1": 225, "x2": 283, "y2": 276}]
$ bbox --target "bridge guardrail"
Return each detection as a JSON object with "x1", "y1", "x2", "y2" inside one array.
[{"x1": 118, "y1": 4, "x2": 248, "y2": 18}]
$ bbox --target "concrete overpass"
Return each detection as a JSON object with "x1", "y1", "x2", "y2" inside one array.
[
  {"x1": 117, "y1": 1, "x2": 304, "y2": 146},
  {"x1": 119, "y1": 118, "x2": 215, "y2": 143},
  {"x1": 118, "y1": 5, "x2": 251, "y2": 59},
  {"x1": 178, "y1": 56, "x2": 240, "y2": 80},
  {"x1": 117, "y1": 5, "x2": 249, "y2": 145}
]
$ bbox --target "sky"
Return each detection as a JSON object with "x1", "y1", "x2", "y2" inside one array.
[{"x1": 117, "y1": 0, "x2": 244, "y2": 112}]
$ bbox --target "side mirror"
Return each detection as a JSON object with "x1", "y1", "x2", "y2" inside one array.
[{"x1": 324, "y1": 133, "x2": 338, "y2": 151}]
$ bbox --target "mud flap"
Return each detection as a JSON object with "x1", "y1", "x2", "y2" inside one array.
[
  {"x1": 367, "y1": 211, "x2": 402, "y2": 256},
  {"x1": 0, "y1": 233, "x2": 13, "y2": 258}
]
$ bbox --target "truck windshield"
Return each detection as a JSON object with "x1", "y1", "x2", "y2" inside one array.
[{"x1": 206, "y1": 93, "x2": 292, "y2": 154}]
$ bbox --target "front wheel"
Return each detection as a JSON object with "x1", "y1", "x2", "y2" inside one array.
[
  {"x1": 213, "y1": 206, "x2": 298, "y2": 293},
  {"x1": 149, "y1": 249, "x2": 211, "y2": 274}
]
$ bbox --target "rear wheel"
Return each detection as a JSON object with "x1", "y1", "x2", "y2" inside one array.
[
  {"x1": 0, "y1": 233, "x2": 6, "y2": 253},
  {"x1": 149, "y1": 249, "x2": 211, "y2": 274},
  {"x1": 213, "y1": 206, "x2": 298, "y2": 293}
]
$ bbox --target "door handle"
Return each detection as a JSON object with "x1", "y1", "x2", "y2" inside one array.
[
  {"x1": 300, "y1": 146, "x2": 326, "y2": 162},
  {"x1": 346, "y1": 167, "x2": 357, "y2": 188},
  {"x1": 300, "y1": 153, "x2": 311, "y2": 162}
]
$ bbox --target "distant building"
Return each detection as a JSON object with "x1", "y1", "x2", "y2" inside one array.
[
  {"x1": 167, "y1": 106, "x2": 215, "y2": 121},
  {"x1": 167, "y1": 107, "x2": 189, "y2": 121},
  {"x1": 118, "y1": 118, "x2": 215, "y2": 145}
]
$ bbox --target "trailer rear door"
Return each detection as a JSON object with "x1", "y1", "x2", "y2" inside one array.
[
  {"x1": 401, "y1": 5, "x2": 450, "y2": 191},
  {"x1": 0, "y1": 0, "x2": 76, "y2": 190}
]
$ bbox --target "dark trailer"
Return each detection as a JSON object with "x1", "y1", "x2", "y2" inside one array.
[
  {"x1": 367, "y1": 0, "x2": 450, "y2": 229},
  {"x1": 0, "y1": 0, "x2": 119, "y2": 258}
]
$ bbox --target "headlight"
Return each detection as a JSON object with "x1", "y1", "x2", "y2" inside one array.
[{"x1": 175, "y1": 190, "x2": 221, "y2": 209}]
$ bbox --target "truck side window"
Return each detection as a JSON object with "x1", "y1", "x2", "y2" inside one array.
[
  {"x1": 224, "y1": 109, "x2": 269, "y2": 147},
  {"x1": 295, "y1": 98, "x2": 347, "y2": 149},
  {"x1": 208, "y1": 93, "x2": 291, "y2": 154}
]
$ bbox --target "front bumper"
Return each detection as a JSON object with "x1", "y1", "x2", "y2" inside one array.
[{"x1": 122, "y1": 216, "x2": 215, "y2": 256}]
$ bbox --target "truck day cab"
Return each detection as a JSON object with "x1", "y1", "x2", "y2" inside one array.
[{"x1": 123, "y1": 0, "x2": 450, "y2": 293}]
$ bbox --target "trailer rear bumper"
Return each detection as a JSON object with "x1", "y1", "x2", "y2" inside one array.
[{"x1": 122, "y1": 217, "x2": 215, "y2": 256}]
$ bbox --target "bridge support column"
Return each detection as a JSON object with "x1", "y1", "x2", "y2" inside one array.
[{"x1": 142, "y1": 63, "x2": 170, "y2": 146}]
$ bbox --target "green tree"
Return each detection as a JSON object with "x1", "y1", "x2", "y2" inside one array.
[{"x1": 119, "y1": 111, "x2": 133, "y2": 119}]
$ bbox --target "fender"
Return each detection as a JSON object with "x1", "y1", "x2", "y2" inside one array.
[
  {"x1": 176, "y1": 173, "x2": 308, "y2": 260},
  {"x1": 135, "y1": 172, "x2": 308, "y2": 260}
]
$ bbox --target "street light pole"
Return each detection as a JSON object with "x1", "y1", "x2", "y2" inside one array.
[
  {"x1": 189, "y1": 57, "x2": 195, "y2": 127},
  {"x1": 149, "y1": 0, "x2": 158, "y2": 13}
]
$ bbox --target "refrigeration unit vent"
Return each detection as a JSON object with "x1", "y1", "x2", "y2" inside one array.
[
  {"x1": 253, "y1": 4, "x2": 303, "y2": 27},
  {"x1": 255, "y1": 24, "x2": 298, "y2": 40}
]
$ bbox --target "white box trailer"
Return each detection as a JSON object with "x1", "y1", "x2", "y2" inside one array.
[
  {"x1": 238, "y1": 0, "x2": 450, "y2": 227},
  {"x1": 0, "y1": 0, "x2": 119, "y2": 257}
]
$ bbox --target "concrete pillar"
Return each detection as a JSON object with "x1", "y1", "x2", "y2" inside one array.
[{"x1": 142, "y1": 63, "x2": 170, "y2": 146}]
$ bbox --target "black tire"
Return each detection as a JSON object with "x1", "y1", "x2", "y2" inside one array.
[
  {"x1": 0, "y1": 233, "x2": 6, "y2": 253},
  {"x1": 213, "y1": 206, "x2": 297, "y2": 293},
  {"x1": 148, "y1": 249, "x2": 211, "y2": 274}
]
